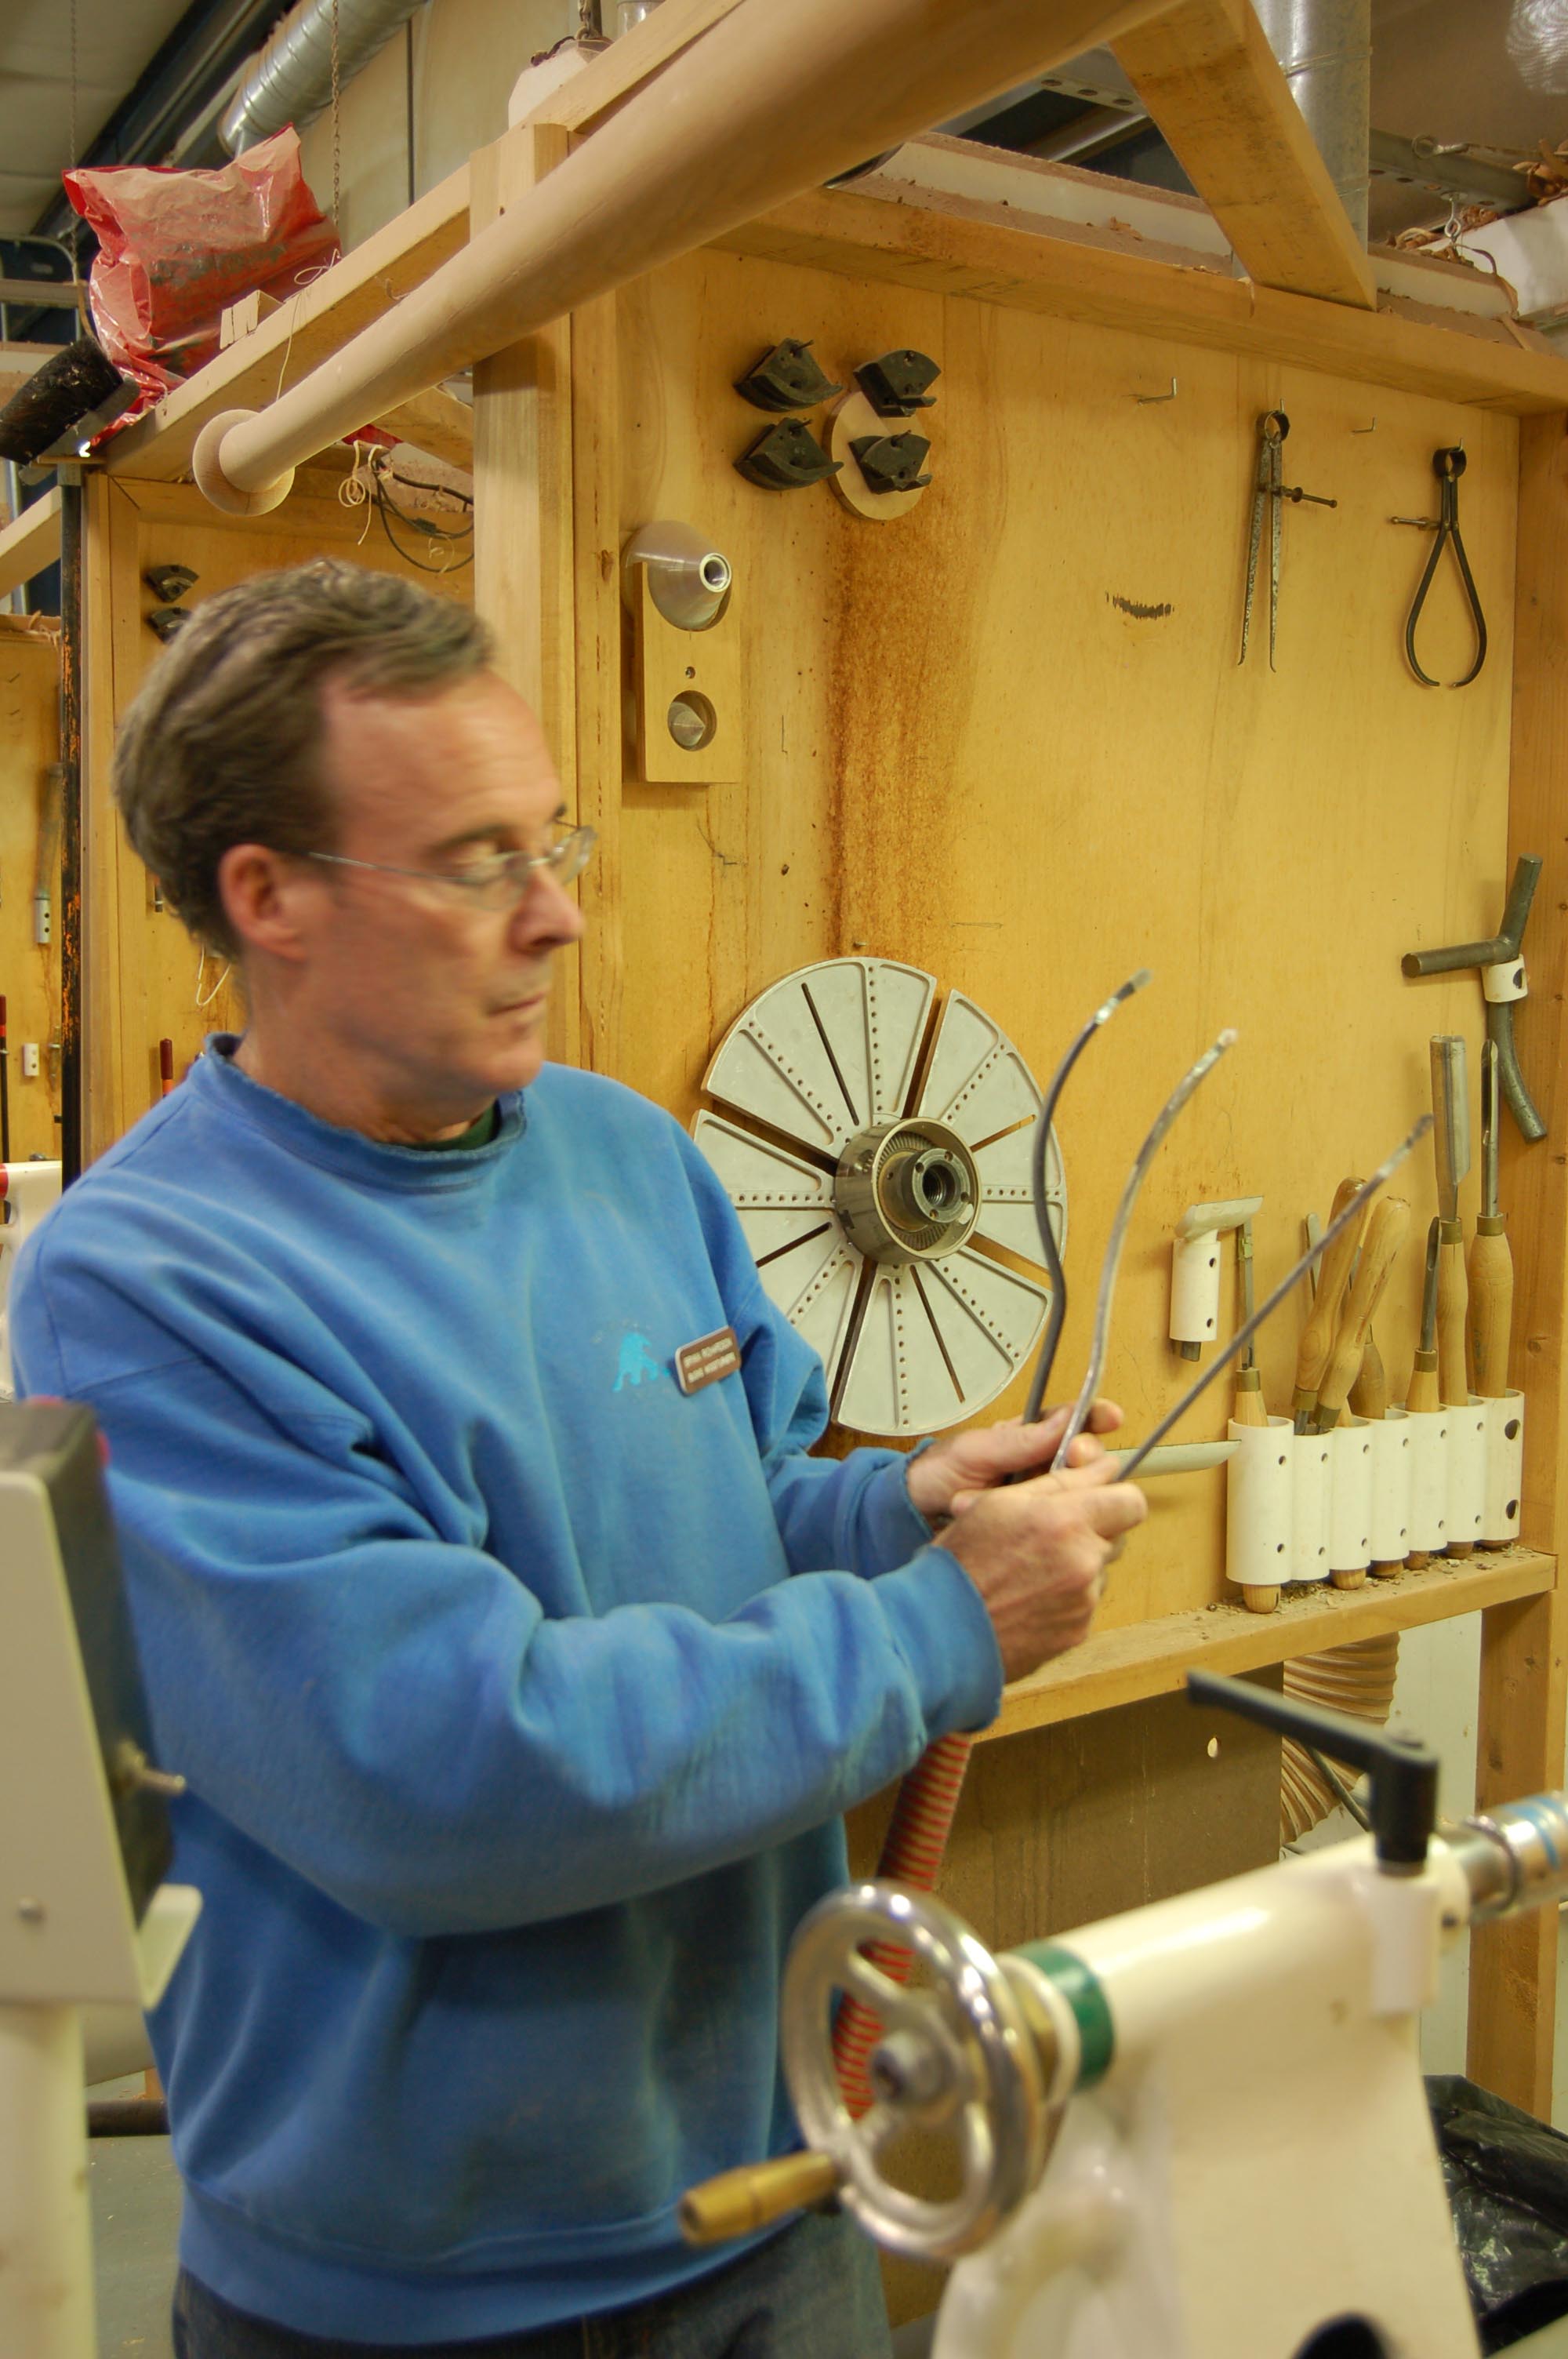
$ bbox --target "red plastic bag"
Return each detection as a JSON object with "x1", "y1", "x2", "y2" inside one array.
[{"x1": 64, "y1": 128, "x2": 339, "y2": 413}]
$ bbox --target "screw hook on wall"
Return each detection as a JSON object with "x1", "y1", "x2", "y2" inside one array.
[{"x1": 1134, "y1": 377, "x2": 1178, "y2": 404}]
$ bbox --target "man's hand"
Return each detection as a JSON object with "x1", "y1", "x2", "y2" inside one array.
[
  {"x1": 936, "y1": 1456, "x2": 1148, "y2": 1685},
  {"x1": 906, "y1": 1400, "x2": 1125, "y2": 1524}
]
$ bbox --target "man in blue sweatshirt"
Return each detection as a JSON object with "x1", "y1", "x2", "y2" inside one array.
[{"x1": 10, "y1": 562, "x2": 1146, "y2": 2359}]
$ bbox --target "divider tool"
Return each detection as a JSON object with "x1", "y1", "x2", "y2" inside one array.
[{"x1": 1239, "y1": 410, "x2": 1338, "y2": 671}]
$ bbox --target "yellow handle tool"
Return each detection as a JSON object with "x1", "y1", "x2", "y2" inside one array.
[
  {"x1": 680, "y1": 2150, "x2": 841, "y2": 2247},
  {"x1": 1291, "y1": 1176, "x2": 1367, "y2": 1430},
  {"x1": 1350, "y1": 1332, "x2": 1388, "y2": 1421},
  {"x1": 1312, "y1": 1198, "x2": 1410, "y2": 1432}
]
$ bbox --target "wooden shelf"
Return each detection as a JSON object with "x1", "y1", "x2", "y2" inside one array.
[{"x1": 979, "y1": 1549, "x2": 1556, "y2": 1743}]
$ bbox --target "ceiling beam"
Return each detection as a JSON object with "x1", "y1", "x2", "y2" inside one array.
[{"x1": 1112, "y1": 0, "x2": 1376, "y2": 310}]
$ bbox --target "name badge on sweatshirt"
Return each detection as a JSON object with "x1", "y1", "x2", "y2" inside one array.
[{"x1": 675, "y1": 1326, "x2": 742, "y2": 1395}]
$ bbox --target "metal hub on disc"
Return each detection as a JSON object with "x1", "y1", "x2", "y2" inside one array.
[{"x1": 836, "y1": 1118, "x2": 979, "y2": 1263}]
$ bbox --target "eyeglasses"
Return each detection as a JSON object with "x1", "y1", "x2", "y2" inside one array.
[{"x1": 303, "y1": 823, "x2": 596, "y2": 911}]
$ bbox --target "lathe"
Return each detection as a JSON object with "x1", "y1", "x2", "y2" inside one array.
[{"x1": 685, "y1": 1675, "x2": 1568, "y2": 2359}]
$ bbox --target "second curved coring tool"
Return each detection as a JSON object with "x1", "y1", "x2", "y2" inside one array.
[{"x1": 1052, "y1": 1029, "x2": 1238, "y2": 1470}]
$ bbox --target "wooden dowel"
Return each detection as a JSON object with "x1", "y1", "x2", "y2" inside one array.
[{"x1": 191, "y1": 0, "x2": 1171, "y2": 511}]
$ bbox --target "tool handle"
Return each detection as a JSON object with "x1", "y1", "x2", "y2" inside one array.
[
  {"x1": 680, "y1": 2150, "x2": 841, "y2": 2246},
  {"x1": 1232, "y1": 1365, "x2": 1269, "y2": 1426},
  {"x1": 1294, "y1": 1178, "x2": 1366, "y2": 1401},
  {"x1": 1350, "y1": 1330, "x2": 1388, "y2": 1423},
  {"x1": 1468, "y1": 1216, "x2": 1514, "y2": 1398},
  {"x1": 1406, "y1": 1350, "x2": 1440, "y2": 1416},
  {"x1": 1314, "y1": 1198, "x2": 1409, "y2": 1428},
  {"x1": 1436, "y1": 1225, "x2": 1469, "y2": 1406}
]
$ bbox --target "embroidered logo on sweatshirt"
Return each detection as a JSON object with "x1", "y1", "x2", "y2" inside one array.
[{"x1": 613, "y1": 1332, "x2": 665, "y2": 1391}]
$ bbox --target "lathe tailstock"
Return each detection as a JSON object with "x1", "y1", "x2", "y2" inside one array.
[{"x1": 684, "y1": 1674, "x2": 1568, "y2": 2359}]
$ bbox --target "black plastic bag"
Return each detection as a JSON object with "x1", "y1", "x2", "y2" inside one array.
[{"x1": 1428, "y1": 2074, "x2": 1568, "y2": 2352}]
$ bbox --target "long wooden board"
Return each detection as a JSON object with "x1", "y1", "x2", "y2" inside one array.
[
  {"x1": 718, "y1": 183, "x2": 1568, "y2": 414},
  {"x1": 987, "y1": 1551, "x2": 1554, "y2": 1740},
  {"x1": 1113, "y1": 0, "x2": 1375, "y2": 310},
  {"x1": 103, "y1": 166, "x2": 471, "y2": 487}
]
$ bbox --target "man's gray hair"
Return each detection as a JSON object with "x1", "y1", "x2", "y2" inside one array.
[{"x1": 114, "y1": 561, "x2": 492, "y2": 959}]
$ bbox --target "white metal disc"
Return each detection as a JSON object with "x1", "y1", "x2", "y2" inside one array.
[
  {"x1": 703, "y1": 958, "x2": 936, "y2": 1158},
  {"x1": 693, "y1": 958, "x2": 1064, "y2": 1437}
]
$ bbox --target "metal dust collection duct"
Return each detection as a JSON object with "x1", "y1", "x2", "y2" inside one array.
[
  {"x1": 1253, "y1": 0, "x2": 1371, "y2": 245},
  {"x1": 221, "y1": 0, "x2": 427, "y2": 153}
]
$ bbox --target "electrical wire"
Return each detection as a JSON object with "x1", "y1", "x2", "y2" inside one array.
[{"x1": 369, "y1": 465, "x2": 474, "y2": 573}]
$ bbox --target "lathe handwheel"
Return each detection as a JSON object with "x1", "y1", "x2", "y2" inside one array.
[{"x1": 781, "y1": 1881, "x2": 1050, "y2": 2261}]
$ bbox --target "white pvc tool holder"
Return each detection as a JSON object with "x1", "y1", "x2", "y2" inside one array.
[
  {"x1": 1328, "y1": 1419, "x2": 1374, "y2": 1578},
  {"x1": 1225, "y1": 1396, "x2": 1524, "y2": 1593},
  {"x1": 1406, "y1": 1409, "x2": 1450, "y2": 1557},
  {"x1": 1290, "y1": 1430, "x2": 1332, "y2": 1582},
  {"x1": 1225, "y1": 1418, "x2": 1294, "y2": 1592},
  {"x1": 1369, "y1": 1411, "x2": 1414, "y2": 1568},
  {"x1": 1483, "y1": 1392, "x2": 1525, "y2": 1547},
  {"x1": 1447, "y1": 1398, "x2": 1487, "y2": 1553},
  {"x1": 1170, "y1": 1195, "x2": 1263, "y2": 1353}
]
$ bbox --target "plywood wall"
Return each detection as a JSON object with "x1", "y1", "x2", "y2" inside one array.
[
  {"x1": 586, "y1": 244, "x2": 1515, "y2": 1626},
  {"x1": 0, "y1": 619, "x2": 64, "y2": 1162},
  {"x1": 83, "y1": 475, "x2": 473, "y2": 1155}
]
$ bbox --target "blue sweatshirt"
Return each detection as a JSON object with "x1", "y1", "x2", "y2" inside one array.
[{"x1": 11, "y1": 1041, "x2": 1002, "y2": 2346}]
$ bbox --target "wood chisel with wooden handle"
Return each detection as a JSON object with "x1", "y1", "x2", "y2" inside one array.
[
  {"x1": 1311, "y1": 1198, "x2": 1410, "y2": 1432},
  {"x1": 1468, "y1": 1036, "x2": 1514, "y2": 1401},
  {"x1": 1350, "y1": 1330, "x2": 1388, "y2": 1421},
  {"x1": 1406, "y1": 1218, "x2": 1441, "y2": 1568},
  {"x1": 1232, "y1": 1218, "x2": 1267, "y2": 1428},
  {"x1": 1291, "y1": 1176, "x2": 1367, "y2": 1430},
  {"x1": 1316, "y1": 1207, "x2": 1390, "y2": 1420},
  {"x1": 1430, "y1": 1035, "x2": 1471, "y2": 1410},
  {"x1": 1230, "y1": 1219, "x2": 1279, "y2": 1616}
]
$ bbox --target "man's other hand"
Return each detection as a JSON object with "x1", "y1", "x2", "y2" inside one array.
[
  {"x1": 906, "y1": 1401, "x2": 1124, "y2": 1522},
  {"x1": 911, "y1": 1410, "x2": 1147, "y2": 1683}
]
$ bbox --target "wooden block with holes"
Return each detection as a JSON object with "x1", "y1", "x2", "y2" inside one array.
[{"x1": 631, "y1": 572, "x2": 741, "y2": 785}]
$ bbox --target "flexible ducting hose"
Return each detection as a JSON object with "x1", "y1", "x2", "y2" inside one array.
[{"x1": 1280, "y1": 1632, "x2": 1399, "y2": 1841}]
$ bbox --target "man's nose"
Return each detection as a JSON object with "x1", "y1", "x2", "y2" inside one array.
[{"x1": 510, "y1": 864, "x2": 587, "y2": 948}]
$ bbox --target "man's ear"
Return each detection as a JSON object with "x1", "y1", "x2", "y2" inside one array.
[{"x1": 216, "y1": 843, "x2": 315, "y2": 963}]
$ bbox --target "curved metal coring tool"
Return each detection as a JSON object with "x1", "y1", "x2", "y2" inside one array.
[
  {"x1": 1118, "y1": 1115, "x2": 1433, "y2": 1482},
  {"x1": 1401, "y1": 855, "x2": 1544, "y2": 1142},
  {"x1": 1052, "y1": 1029, "x2": 1238, "y2": 1470},
  {"x1": 1392, "y1": 445, "x2": 1487, "y2": 689},
  {"x1": 1018, "y1": 969, "x2": 1151, "y2": 1433}
]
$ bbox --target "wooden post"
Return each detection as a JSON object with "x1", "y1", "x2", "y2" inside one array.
[
  {"x1": 470, "y1": 116, "x2": 622, "y2": 1081},
  {"x1": 1468, "y1": 408, "x2": 1568, "y2": 2115},
  {"x1": 470, "y1": 122, "x2": 583, "y2": 1073}
]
